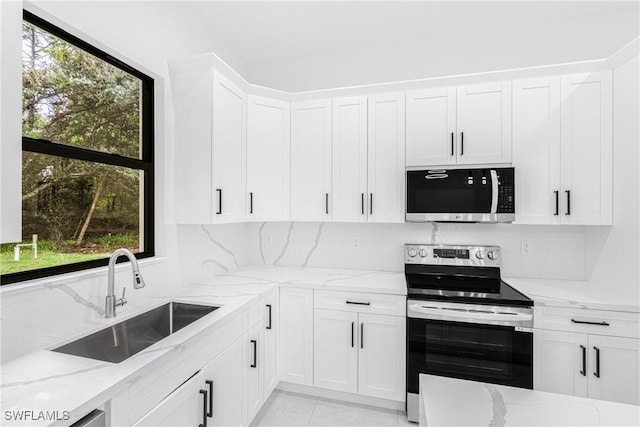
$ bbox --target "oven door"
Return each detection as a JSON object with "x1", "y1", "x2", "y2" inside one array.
[{"x1": 406, "y1": 312, "x2": 533, "y2": 396}]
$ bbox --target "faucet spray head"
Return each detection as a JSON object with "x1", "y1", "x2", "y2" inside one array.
[{"x1": 133, "y1": 271, "x2": 146, "y2": 289}]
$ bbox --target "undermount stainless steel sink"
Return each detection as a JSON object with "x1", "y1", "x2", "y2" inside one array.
[{"x1": 53, "y1": 302, "x2": 219, "y2": 363}]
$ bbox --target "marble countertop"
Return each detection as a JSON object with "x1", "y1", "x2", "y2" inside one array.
[
  {"x1": 419, "y1": 374, "x2": 640, "y2": 426},
  {"x1": 190, "y1": 265, "x2": 407, "y2": 296},
  {"x1": 504, "y1": 276, "x2": 640, "y2": 312},
  {"x1": 0, "y1": 282, "x2": 276, "y2": 427}
]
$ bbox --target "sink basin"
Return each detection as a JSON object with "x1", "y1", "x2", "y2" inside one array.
[{"x1": 53, "y1": 302, "x2": 219, "y2": 363}]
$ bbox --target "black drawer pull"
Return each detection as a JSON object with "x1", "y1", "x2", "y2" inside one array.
[
  {"x1": 579, "y1": 345, "x2": 586, "y2": 376},
  {"x1": 351, "y1": 321, "x2": 354, "y2": 348},
  {"x1": 571, "y1": 319, "x2": 610, "y2": 326},
  {"x1": 205, "y1": 380, "x2": 213, "y2": 418},
  {"x1": 450, "y1": 132, "x2": 454, "y2": 156},
  {"x1": 594, "y1": 346, "x2": 600, "y2": 378},
  {"x1": 216, "y1": 189, "x2": 222, "y2": 215},
  {"x1": 360, "y1": 322, "x2": 364, "y2": 349},
  {"x1": 199, "y1": 389, "x2": 208, "y2": 427},
  {"x1": 250, "y1": 340, "x2": 257, "y2": 368},
  {"x1": 346, "y1": 300, "x2": 371, "y2": 306},
  {"x1": 553, "y1": 190, "x2": 559, "y2": 216},
  {"x1": 266, "y1": 304, "x2": 272, "y2": 330}
]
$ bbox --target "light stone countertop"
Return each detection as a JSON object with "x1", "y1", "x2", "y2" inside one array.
[
  {"x1": 504, "y1": 276, "x2": 640, "y2": 312},
  {"x1": 0, "y1": 266, "x2": 405, "y2": 427},
  {"x1": 419, "y1": 374, "x2": 640, "y2": 426}
]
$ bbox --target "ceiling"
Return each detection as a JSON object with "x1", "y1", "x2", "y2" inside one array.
[{"x1": 188, "y1": 1, "x2": 639, "y2": 67}]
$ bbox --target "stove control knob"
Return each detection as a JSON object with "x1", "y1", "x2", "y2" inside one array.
[
  {"x1": 419, "y1": 249, "x2": 428, "y2": 258},
  {"x1": 475, "y1": 251, "x2": 485, "y2": 259},
  {"x1": 487, "y1": 251, "x2": 499, "y2": 260},
  {"x1": 408, "y1": 248, "x2": 418, "y2": 258}
]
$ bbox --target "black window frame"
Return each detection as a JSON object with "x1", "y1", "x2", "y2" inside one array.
[{"x1": 1, "y1": 10, "x2": 155, "y2": 285}]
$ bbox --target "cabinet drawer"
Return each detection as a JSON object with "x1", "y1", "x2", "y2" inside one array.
[
  {"x1": 536, "y1": 307, "x2": 640, "y2": 338},
  {"x1": 314, "y1": 290, "x2": 405, "y2": 317}
]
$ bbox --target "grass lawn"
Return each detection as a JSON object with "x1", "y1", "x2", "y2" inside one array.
[{"x1": 0, "y1": 248, "x2": 108, "y2": 275}]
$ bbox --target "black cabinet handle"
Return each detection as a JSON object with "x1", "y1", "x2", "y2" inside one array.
[
  {"x1": 325, "y1": 193, "x2": 329, "y2": 215},
  {"x1": 571, "y1": 319, "x2": 610, "y2": 326},
  {"x1": 249, "y1": 192, "x2": 253, "y2": 214},
  {"x1": 594, "y1": 347, "x2": 600, "y2": 378},
  {"x1": 450, "y1": 132, "x2": 454, "y2": 156},
  {"x1": 351, "y1": 321, "x2": 354, "y2": 348},
  {"x1": 554, "y1": 190, "x2": 559, "y2": 216},
  {"x1": 250, "y1": 339, "x2": 257, "y2": 368},
  {"x1": 579, "y1": 345, "x2": 586, "y2": 376},
  {"x1": 565, "y1": 190, "x2": 571, "y2": 215},
  {"x1": 216, "y1": 189, "x2": 222, "y2": 215},
  {"x1": 266, "y1": 304, "x2": 272, "y2": 330},
  {"x1": 346, "y1": 300, "x2": 371, "y2": 306},
  {"x1": 205, "y1": 380, "x2": 213, "y2": 418},
  {"x1": 199, "y1": 389, "x2": 208, "y2": 427},
  {"x1": 361, "y1": 193, "x2": 365, "y2": 215},
  {"x1": 460, "y1": 132, "x2": 464, "y2": 155},
  {"x1": 360, "y1": 322, "x2": 364, "y2": 349},
  {"x1": 369, "y1": 193, "x2": 373, "y2": 215}
]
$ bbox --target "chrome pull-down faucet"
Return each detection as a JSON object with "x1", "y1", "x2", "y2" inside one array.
[{"x1": 105, "y1": 248, "x2": 146, "y2": 318}]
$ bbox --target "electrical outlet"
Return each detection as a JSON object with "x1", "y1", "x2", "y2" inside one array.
[
  {"x1": 266, "y1": 236, "x2": 273, "y2": 247},
  {"x1": 521, "y1": 240, "x2": 532, "y2": 256},
  {"x1": 352, "y1": 237, "x2": 359, "y2": 248}
]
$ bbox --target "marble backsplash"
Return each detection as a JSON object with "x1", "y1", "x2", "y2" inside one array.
[{"x1": 176, "y1": 221, "x2": 586, "y2": 282}]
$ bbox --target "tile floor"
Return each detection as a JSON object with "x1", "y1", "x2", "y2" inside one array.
[{"x1": 251, "y1": 390, "x2": 414, "y2": 427}]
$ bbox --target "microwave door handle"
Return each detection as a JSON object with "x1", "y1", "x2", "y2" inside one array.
[{"x1": 490, "y1": 170, "x2": 499, "y2": 214}]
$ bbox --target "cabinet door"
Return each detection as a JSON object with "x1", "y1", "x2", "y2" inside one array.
[
  {"x1": 279, "y1": 287, "x2": 314, "y2": 386},
  {"x1": 512, "y1": 78, "x2": 561, "y2": 224},
  {"x1": 202, "y1": 338, "x2": 243, "y2": 427},
  {"x1": 263, "y1": 289, "x2": 279, "y2": 400},
  {"x1": 247, "y1": 95, "x2": 291, "y2": 221},
  {"x1": 291, "y1": 99, "x2": 332, "y2": 221},
  {"x1": 172, "y1": 68, "x2": 213, "y2": 224},
  {"x1": 456, "y1": 82, "x2": 512, "y2": 165},
  {"x1": 314, "y1": 309, "x2": 358, "y2": 393},
  {"x1": 212, "y1": 71, "x2": 246, "y2": 223},
  {"x1": 367, "y1": 92, "x2": 405, "y2": 223},
  {"x1": 534, "y1": 329, "x2": 588, "y2": 397},
  {"x1": 133, "y1": 371, "x2": 202, "y2": 427},
  {"x1": 406, "y1": 87, "x2": 456, "y2": 166},
  {"x1": 560, "y1": 72, "x2": 613, "y2": 225},
  {"x1": 331, "y1": 97, "x2": 368, "y2": 222},
  {"x1": 245, "y1": 323, "x2": 264, "y2": 423},
  {"x1": 587, "y1": 335, "x2": 639, "y2": 405},
  {"x1": 357, "y1": 313, "x2": 405, "y2": 400}
]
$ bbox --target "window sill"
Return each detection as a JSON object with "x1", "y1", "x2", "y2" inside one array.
[{"x1": 0, "y1": 256, "x2": 168, "y2": 296}]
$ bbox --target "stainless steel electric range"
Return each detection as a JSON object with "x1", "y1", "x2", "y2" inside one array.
[{"x1": 405, "y1": 244, "x2": 533, "y2": 422}]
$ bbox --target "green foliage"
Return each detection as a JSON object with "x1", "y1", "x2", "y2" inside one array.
[{"x1": 20, "y1": 21, "x2": 141, "y2": 252}]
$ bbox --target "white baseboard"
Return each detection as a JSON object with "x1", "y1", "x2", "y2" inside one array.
[{"x1": 275, "y1": 381, "x2": 406, "y2": 412}]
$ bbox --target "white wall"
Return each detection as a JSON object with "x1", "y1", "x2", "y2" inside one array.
[
  {"x1": 248, "y1": 11, "x2": 638, "y2": 92},
  {"x1": 585, "y1": 54, "x2": 640, "y2": 300}
]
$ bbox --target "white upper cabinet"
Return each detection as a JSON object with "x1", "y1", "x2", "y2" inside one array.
[
  {"x1": 513, "y1": 72, "x2": 612, "y2": 225},
  {"x1": 406, "y1": 83, "x2": 511, "y2": 167},
  {"x1": 212, "y1": 71, "x2": 246, "y2": 223},
  {"x1": 247, "y1": 95, "x2": 291, "y2": 221},
  {"x1": 367, "y1": 92, "x2": 405, "y2": 223},
  {"x1": 513, "y1": 77, "x2": 562, "y2": 224},
  {"x1": 172, "y1": 67, "x2": 214, "y2": 224},
  {"x1": 456, "y1": 82, "x2": 512, "y2": 165},
  {"x1": 560, "y1": 72, "x2": 612, "y2": 225},
  {"x1": 172, "y1": 67, "x2": 246, "y2": 225},
  {"x1": 291, "y1": 99, "x2": 332, "y2": 221},
  {"x1": 331, "y1": 96, "x2": 368, "y2": 222},
  {"x1": 406, "y1": 87, "x2": 456, "y2": 167}
]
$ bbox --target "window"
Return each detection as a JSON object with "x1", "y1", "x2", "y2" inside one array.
[{"x1": 0, "y1": 11, "x2": 154, "y2": 284}]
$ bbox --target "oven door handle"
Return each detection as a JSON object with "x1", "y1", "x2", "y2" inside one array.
[
  {"x1": 490, "y1": 170, "x2": 499, "y2": 214},
  {"x1": 408, "y1": 304, "x2": 533, "y2": 323}
]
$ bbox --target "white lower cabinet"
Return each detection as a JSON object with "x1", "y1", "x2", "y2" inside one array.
[
  {"x1": 263, "y1": 289, "x2": 279, "y2": 398},
  {"x1": 535, "y1": 328, "x2": 639, "y2": 405},
  {"x1": 279, "y1": 287, "x2": 314, "y2": 386},
  {"x1": 134, "y1": 337, "x2": 243, "y2": 427},
  {"x1": 245, "y1": 322, "x2": 264, "y2": 423},
  {"x1": 313, "y1": 307, "x2": 405, "y2": 401}
]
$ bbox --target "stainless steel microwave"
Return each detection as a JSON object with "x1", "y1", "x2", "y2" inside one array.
[{"x1": 406, "y1": 167, "x2": 515, "y2": 223}]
